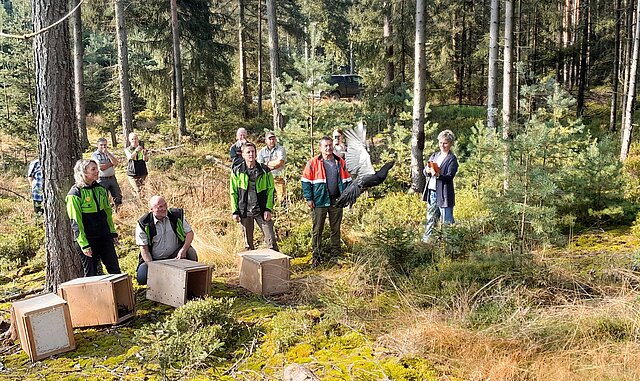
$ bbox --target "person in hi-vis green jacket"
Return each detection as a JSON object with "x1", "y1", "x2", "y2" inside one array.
[
  {"x1": 230, "y1": 142, "x2": 279, "y2": 251},
  {"x1": 66, "y1": 159, "x2": 121, "y2": 277}
]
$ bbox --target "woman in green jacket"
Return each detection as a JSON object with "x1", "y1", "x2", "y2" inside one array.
[{"x1": 66, "y1": 159, "x2": 121, "y2": 277}]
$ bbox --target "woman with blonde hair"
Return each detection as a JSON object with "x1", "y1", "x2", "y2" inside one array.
[
  {"x1": 422, "y1": 130, "x2": 458, "y2": 242},
  {"x1": 66, "y1": 159, "x2": 121, "y2": 276}
]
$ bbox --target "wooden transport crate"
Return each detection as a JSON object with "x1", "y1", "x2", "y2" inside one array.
[
  {"x1": 11, "y1": 293, "x2": 75, "y2": 361},
  {"x1": 237, "y1": 249, "x2": 291, "y2": 295},
  {"x1": 58, "y1": 274, "x2": 135, "y2": 327},
  {"x1": 146, "y1": 259, "x2": 212, "y2": 307}
]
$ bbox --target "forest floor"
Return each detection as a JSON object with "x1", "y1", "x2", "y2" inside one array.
[{"x1": 1, "y1": 128, "x2": 639, "y2": 380}]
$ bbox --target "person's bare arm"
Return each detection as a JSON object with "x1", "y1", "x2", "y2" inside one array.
[{"x1": 140, "y1": 245, "x2": 153, "y2": 262}]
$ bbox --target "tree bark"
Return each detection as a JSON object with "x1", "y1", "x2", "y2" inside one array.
[
  {"x1": 114, "y1": 0, "x2": 133, "y2": 147},
  {"x1": 621, "y1": 0, "x2": 640, "y2": 160},
  {"x1": 411, "y1": 0, "x2": 426, "y2": 193},
  {"x1": 266, "y1": 0, "x2": 283, "y2": 130},
  {"x1": 576, "y1": 0, "x2": 589, "y2": 116},
  {"x1": 487, "y1": 0, "x2": 499, "y2": 133},
  {"x1": 72, "y1": 2, "x2": 88, "y2": 152},
  {"x1": 503, "y1": 0, "x2": 514, "y2": 190},
  {"x1": 384, "y1": 0, "x2": 394, "y2": 88},
  {"x1": 31, "y1": 0, "x2": 83, "y2": 292},
  {"x1": 610, "y1": 0, "x2": 622, "y2": 132},
  {"x1": 170, "y1": 0, "x2": 187, "y2": 137},
  {"x1": 238, "y1": 0, "x2": 249, "y2": 119},
  {"x1": 257, "y1": 0, "x2": 263, "y2": 117}
]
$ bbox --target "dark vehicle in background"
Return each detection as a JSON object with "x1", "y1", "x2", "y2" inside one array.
[{"x1": 320, "y1": 74, "x2": 363, "y2": 99}]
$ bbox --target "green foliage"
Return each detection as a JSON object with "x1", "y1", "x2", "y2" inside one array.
[
  {"x1": 358, "y1": 192, "x2": 424, "y2": 233},
  {"x1": 135, "y1": 297, "x2": 242, "y2": 375},
  {"x1": 0, "y1": 0, "x2": 36, "y2": 143},
  {"x1": 409, "y1": 252, "x2": 544, "y2": 309},
  {"x1": 278, "y1": 219, "x2": 313, "y2": 258},
  {"x1": 267, "y1": 309, "x2": 317, "y2": 352},
  {"x1": 0, "y1": 217, "x2": 44, "y2": 269}
]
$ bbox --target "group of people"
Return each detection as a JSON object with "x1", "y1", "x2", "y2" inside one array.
[
  {"x1": 35, "y1": 125, "x2": 458, "y2": 281},
  {"x1": 28, "y1": 132, "x2": 149, "y2": 217},
  {"x1": 228, "y1": 127, "x2": 459, "y2": 266}
]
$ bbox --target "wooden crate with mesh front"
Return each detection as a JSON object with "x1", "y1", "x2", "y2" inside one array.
[{"x1": 11, "y1": 293, "x2": 76, "y2": 361}]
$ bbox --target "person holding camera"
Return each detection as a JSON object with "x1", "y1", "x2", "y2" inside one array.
[{"x1": 124, "y1": 132, "x2": 149, "y2": 199}]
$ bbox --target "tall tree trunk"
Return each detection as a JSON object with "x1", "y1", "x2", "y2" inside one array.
[
  {"x1": 622, "y1": 0, "x2": 635, "y2": 124},
  {"x1": 238, "y1": 0, "x2": 248, "y2": 119},
  {"x1": 400, "y1": 0, "x2": 407, "y2": 83},
  {"x1": 610, "y1": 0, "x2": 622, "y2": 132},
  {"x1": 503, "y1": 0, "x2": 514, "y2": 190},
  {"x1": 621, "y1": 0, "x2": 640, "y2": 160},
  {"x1": 32, "y1": 0, "x2": 83, "y2": 292},
  {"x1": 257, "y1": 0, "x2": 263, "y2": 117},
  {"x1": 576, "y1": 0, "x2": 589, "y2": 116},
  {"x1": 384, "y1": 0, "x2": 394, "y2": 87},
  {"x1": 487, "y1": 0, "x2": 499, "y2": 133},
  {"x1": 72, "y1": 2, "x2": 88, "y2": 152},
  {"x1": 457, "y1": 2, "x2": 466, "y2": 106},
  {"x1": 170, "y1": 0, "x2": 187, "y2": 137},
  {"x1": 556, "y1": 0, "x2": 564, "y2": 84},
  {"x1": 411, "y1": 0, "x2": 426, "y2": 193},
  {"x1": 266, "y1": 0, "x2": 283, "y2": 130},
  {"x1": 114, "y1": 0, "x2": 133, "y2": 147}
]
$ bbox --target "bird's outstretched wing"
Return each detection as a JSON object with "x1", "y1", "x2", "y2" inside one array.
[
  {"x1": 344, "y1": 121, "x2": 375, "y2": 177},
  {"x1": 334, "y1": 182, "x2": 362, "y2": 208}
]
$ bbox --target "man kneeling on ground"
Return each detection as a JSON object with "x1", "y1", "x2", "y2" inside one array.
[{"x1": 135, "y1": 195, "x2": 198, "y2": 285}]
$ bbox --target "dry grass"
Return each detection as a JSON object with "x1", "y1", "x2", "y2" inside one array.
[{"x1": 374, "y1": 291, "x2": 640, "y2": 380}]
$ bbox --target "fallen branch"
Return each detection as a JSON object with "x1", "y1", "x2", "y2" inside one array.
[
  {"x1": 0, "y1": 186, "x2": 27, "y2": 201},
  {"x1": 0, "y1": 287, "x2": 44, "y2": 304}
]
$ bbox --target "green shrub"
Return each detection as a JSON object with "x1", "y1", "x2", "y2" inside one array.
[
  {"x1": 150, "y1": 156, "x2": 175, "y2": 171},
  {"x1": 358, "y1": 192, "x2": 424, "y2": 234},
  {"x1": 135, "y1": 297, "x2": 243, "y2": 375},
  {"x1": 409, "y1": 252, "x2": 545, "y2": 309},
  {"x1": 0, "y1": 218, "x2": 44, "y2": 268},
  {"x1": 267, "y1": 309, "x2": 317, "y2": 352}
]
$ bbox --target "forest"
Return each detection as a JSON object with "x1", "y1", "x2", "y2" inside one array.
[{"x1": 1, "y1": 0, "x2": 640, "y2": 379}]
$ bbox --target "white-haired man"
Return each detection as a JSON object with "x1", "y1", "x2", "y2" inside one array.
[{"x1": 135, "y1": 195, "x2": 198, "y2": 285}]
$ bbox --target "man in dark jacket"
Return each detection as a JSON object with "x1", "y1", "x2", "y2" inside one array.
[
  {"x1": 135, "y1": 195, "x2": 198, "y2": 284},
  {"x1": 230, "y1": 142, "x2": 278, "y2": 251}
]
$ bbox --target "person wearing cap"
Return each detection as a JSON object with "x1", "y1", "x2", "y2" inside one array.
[
  {"x1": 257, "y1": 131, "x2": 287, "y2": 205},
  {"x1": 229, "y1": 127, "x2": 248, "y2": 168},
  {"x1": 92, "y1": 137, "x2": 122, "y2": 212}
]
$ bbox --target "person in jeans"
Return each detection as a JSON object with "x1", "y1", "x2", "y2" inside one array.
[
  {"x1": 422, "y1": 129, "x2": 459, "y2": 243},
  {"x1": 230, "y1": 142, "x2": 278, "y2": 251},
  {"x1": 301, "y1": 136, "x2": 352, "y2": 267},
  {"x1": 92, "y1": 137, "x2": 122, "y2": 212},
  {"x1": 135, "y1": 195, "x2": 198, "y2": 285}
]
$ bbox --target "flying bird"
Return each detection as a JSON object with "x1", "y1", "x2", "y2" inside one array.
[{"x1": 334, "y1": 121, "x2": 395, "y2": 208}]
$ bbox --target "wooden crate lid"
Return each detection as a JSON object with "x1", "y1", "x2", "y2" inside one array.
[
  {"x1": 60, "y1": 274, "x2": 128, "y2": 286},
  {"x1": 147, "y1": 259, "x2": 210, "y2": 271},
  {"x1": 238, "y1": 248, "x2": 291, "y2": 263},
  {"x1": 13, "y1": 293, "x2": 67, "y2": 313}
]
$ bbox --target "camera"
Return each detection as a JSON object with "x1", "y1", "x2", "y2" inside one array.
[{"x1": 139, "y1": 140, "x2": 144, "y2": 148}]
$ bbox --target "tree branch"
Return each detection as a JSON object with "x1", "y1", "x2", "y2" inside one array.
[{"x1": 0, "y1": 0, "x2": 84, "y2": 40}]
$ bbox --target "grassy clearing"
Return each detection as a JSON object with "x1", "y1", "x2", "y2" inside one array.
[{"x1": 1, "y1": 130, "x2": 640, "y2": 380}]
